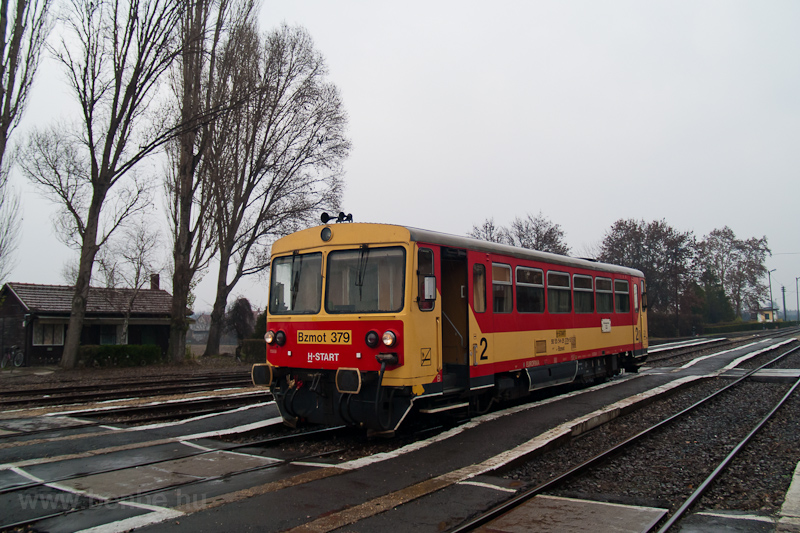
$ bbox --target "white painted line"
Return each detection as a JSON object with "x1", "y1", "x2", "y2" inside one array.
[
  {"x1": 781, "y1": 461, "x2": 800, "y2": 519},
  {"x1": 649, "y1": 338, "x2": 725, "y2": 353},
  {"x1": 73, "y1": 506, "x2": 184, "y2": 533},
  {"x1": 723, "y1": 339, "x2": 797, "y2": 370},
  {"x1": 538, "y1": 494, "x2": 666, "y2": 513},
  {"x1": 291, "y1": 462, "x2": 336, "y2": 468},
  {"x1": 337, "y1": 373, "x2": 646, "y2": 471},
  {"x1": 458, "y1": 481, "x2": 517, "y2": 494},
  {"x1": 131, "y1": 402, "x2": 273, "y2": 431},
  {"x1": 680, "y1": 341, "x2": 764, "y2": 368},
  {"x1": 179, "y1": 440, "x2": 215, "y2": 452},
  {"x1": 177, "y1": 416, "x2": 285, "y2": 442},
  {"x1": 695, "y1": 511, "x2": 775, "y2": 524},
  {"x1": 48, "y1": 390, "x2": 267, "y2": 417}
]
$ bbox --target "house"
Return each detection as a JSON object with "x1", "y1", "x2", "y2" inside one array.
[
  {"x1": 0, "y1": 279, "x2": 173, "y2": 366},
  {"x1": 756, "y1": 307, "x2": 777, "y2": 323}
]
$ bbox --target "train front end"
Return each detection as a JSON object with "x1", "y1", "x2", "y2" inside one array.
[{"x1": 252, "y1": 223, "x2": 428, "y2": 432}]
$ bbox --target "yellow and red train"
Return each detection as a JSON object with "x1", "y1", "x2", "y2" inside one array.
[{"x1": 252, "y1": 220, "x2": 648, "y2": 432}]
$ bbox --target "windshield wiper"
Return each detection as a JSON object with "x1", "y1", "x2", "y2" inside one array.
[{"x1": 355, "y1": 245, "x2": 369, "y2": 300}]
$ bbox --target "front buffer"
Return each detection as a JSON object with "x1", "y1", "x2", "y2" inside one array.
[{"x1": 253, "y1": 320, "x2": 413, "y2": 432}]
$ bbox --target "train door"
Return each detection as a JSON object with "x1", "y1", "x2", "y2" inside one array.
[
  {"x1": 638, "y1": 279, "x2": 648, "y2": 349},
  {"x1": 440, "y1": 247, "x2": 469, "y2": 392}
]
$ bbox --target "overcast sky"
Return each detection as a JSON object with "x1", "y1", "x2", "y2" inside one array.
[{"x1": 8, "y1": 0, "x2": 800, "y2": 313}]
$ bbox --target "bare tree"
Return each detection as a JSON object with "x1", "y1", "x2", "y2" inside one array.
[
  {"x1": 698, "y1": 227, "x2": 770, "y2": 317},
  {"x1": 20, "y1": 0, "x2": 185, "y2": 368},
  {"x1": 0, "y1": 168, "x2": 18, "y2": 282},
  {"x1": 468, "y1": 213, "x2": 570, "y2": 255},
  {"x1": 168, "y1": 0, "x2": 255, "y2": 363},
  {"x1": 0, "y1": 0, "x2": 53, "y2": 281},
  {"x1": 598, "y1": 218, "x2": 696, "y2": 329},
  {"x1": 504, "y1": 212, "x2": 570, "y2": 255},
  {"x1": 202, "y1": 23, "x2": 348, "y2": 356},
  {"x1": 468, "y1": 217, "x2": 506, "y2": 244},
  {"x1": 1, "y1": 0, "x2": 52, "y2": 163},
  {"x1": 96, "y1": 218, "x2": 162, "y2": 343}
]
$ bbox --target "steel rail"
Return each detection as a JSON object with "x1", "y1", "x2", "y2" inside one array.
[
  {"x1": 448, "y1": 341, "x2": 799, "y2": 532},
  {"x1": 0, "y1": 424, "x2": 344, "y2": 497},
  {"x1": 655, "y1": 372, "x2": 800, "y2": 532},
  {"x1": 1, "y1": 434, "x2": 348, "y2": 532}
]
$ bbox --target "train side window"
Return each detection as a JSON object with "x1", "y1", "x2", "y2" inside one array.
[
  {"x1": 418, "y1": 248, "x2": 435, "y2": 311},
  {"x1": 547, "y1": 271, "x2": 571, "y2": 313},
  {"x1": 615, "y1": 279, "x2": 630, "y2": 313},
  {"x1": 574, "y1": 274, "x2": 593, "y2": 313},
  {"x1": 633, "y1": 282, "x2": 639, "y2": 312},
  {"x1": 596, "y1": 277, "x2": 613, "y2": 313},
  {"x1": 641, "y1": 281, "x2": 648, "y2": 310},
  {"x1": 492, "y1": 263, "x2": 512, "y2": 313},
  {"x1": 473, "y1": 264, "x2": 486, "y2": 313},
  {"x1": 516, "y1": 266, "x2": 544, "y2": 313}
]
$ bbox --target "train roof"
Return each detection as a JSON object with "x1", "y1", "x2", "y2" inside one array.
[{"x1": 273, "y1": 223, "x2": 645, "y2": 278}]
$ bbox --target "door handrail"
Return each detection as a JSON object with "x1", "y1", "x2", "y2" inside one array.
[{"x1": 442, "y1": 310, "x2": 465, "y2": 348}]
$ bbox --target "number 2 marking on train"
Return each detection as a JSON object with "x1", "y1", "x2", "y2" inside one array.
[{"x1": 479, "y1": 337, "x2": 488, "y2": 360}]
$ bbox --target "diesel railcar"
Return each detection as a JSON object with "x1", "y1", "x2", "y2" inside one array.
[{"x1": 252, "y1": 221, "x2": 648, "y2": 432}]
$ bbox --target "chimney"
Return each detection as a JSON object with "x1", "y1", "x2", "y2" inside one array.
[{"x1": 150, "y1": 273, "x2": 160, "y2": 290}]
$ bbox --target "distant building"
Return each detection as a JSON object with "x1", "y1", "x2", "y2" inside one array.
[
  {"x1": 756, "y1": 307, "x2": 777, "y2": 323},
  {"x1": 0, "y1": 279, "x2": 174, "y2": 366}
]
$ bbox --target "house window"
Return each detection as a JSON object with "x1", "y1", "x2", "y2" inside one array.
[
  {"x1": 492, "y1": 263, "x2": 512, "y2": 313},
  {"x1": 100, "y1": 325, "x2": 117, "y2": 345},
  {"x1": 33, "y1": 322, "x2": 65, "y2": 346},
  {"x1": 596, "y1": 277, "x2": 613, "y2": 313},
  {"x1": 547, "y1": 271, "x2": 571, "y2": 313},
  {"x1": 574, "y1": 275, "x2": 594, "y2": 313},
  {"x1": 516, "y1": 267, "x2": 544, "y2": 313}
]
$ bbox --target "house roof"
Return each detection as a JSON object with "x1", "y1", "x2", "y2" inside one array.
[{"x1": 4, "y1": 282, "x2": 173, "y2": 316}]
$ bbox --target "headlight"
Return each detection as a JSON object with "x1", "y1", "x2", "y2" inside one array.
[
  {"x1": 275, "y1": 330, "x2": 287, "y2": 346},
  {"x1": 265, "y1": 331, "x2": 275, "y2": 344},
  {"x1": 382, "y1": 331, "x2": 397, "y2": 347},
  {"x1": 365, "y1": 330, "x2": 379, "y2": 348}
]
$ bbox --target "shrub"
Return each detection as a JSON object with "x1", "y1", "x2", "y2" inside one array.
[
  {"x1": 240, "y1": 339, "x2": 266, "y2": 363},
  {"x1": 79, "y1": 344, "x2": 164, "y2": 367}
]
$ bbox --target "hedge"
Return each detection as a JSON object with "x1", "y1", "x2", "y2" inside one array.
[
  {"x1": 79, "y1": 344, "x2": 164, "y2": 367},
  {"x1": 703, "y1": 321, "x2": 799, "y2": 335},
  {"x1": 240, "y1": 339, "x2": 267, "y2": 363}
]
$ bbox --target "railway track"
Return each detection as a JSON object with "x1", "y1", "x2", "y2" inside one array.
[
  {"x1": 452, "y1": 341, "x2": 800, "y2": 532},
  {"x1": 0, "y1": 425, "x2": 347, "y2": 531},
  {"x1": 644, "y1": 327, "x2": 799, "y2": 366},
  {"x1": 0, "y1": 373, "x2": 254, "y2": 409},
  {"x1": 0, "y1": 391, "x2": 272, "y2": 440}
]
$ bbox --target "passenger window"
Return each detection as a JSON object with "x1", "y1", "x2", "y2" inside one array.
[
  {"x1": 492, "y1": 263, "x2": 512, "y2": 313},
  {"x1": 634, "y1": 282, "x2": 639, "y2": 312},
  {"x1": 596, "y1": 277, "x2": 613, "y2": 314},
  {"x1": 574, "y1": 275, "x2": 593, "y2": 313},
  {"x1": 547, "y1": 271, "x2": 571, "y2": 313},
  {"x1": 473, "y1": 264, "x2": 486, "y2": 313},
  {"x1": 418, "y1": 248, "x2": 435, "y2": 311},
  {"x1": 615, "y1": 279, "x2": 630, "y2": 313},
  {"x1": 516, "y1": 267, "x2": 544, "y2": 313}
]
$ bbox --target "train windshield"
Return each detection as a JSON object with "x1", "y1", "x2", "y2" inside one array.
[
  {"x1": 269, "y1": 253, "x2": 323, "y2": 315},
  {"x1": 325, "y1": 246, "x2": 406, "y2": 313}
]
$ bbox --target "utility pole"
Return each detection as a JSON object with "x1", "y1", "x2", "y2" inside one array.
[{"x1": 782, "y1": 285, "x2": 786, "y2": 321}]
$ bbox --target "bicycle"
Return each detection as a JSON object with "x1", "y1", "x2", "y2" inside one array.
[{"x1": 1, "y1": 345, "x2": 24, "y2": 369}]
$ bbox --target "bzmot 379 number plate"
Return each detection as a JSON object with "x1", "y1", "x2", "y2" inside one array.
[{"x1": 296, "y1": 330, "x2": 352, "y2": 344}]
